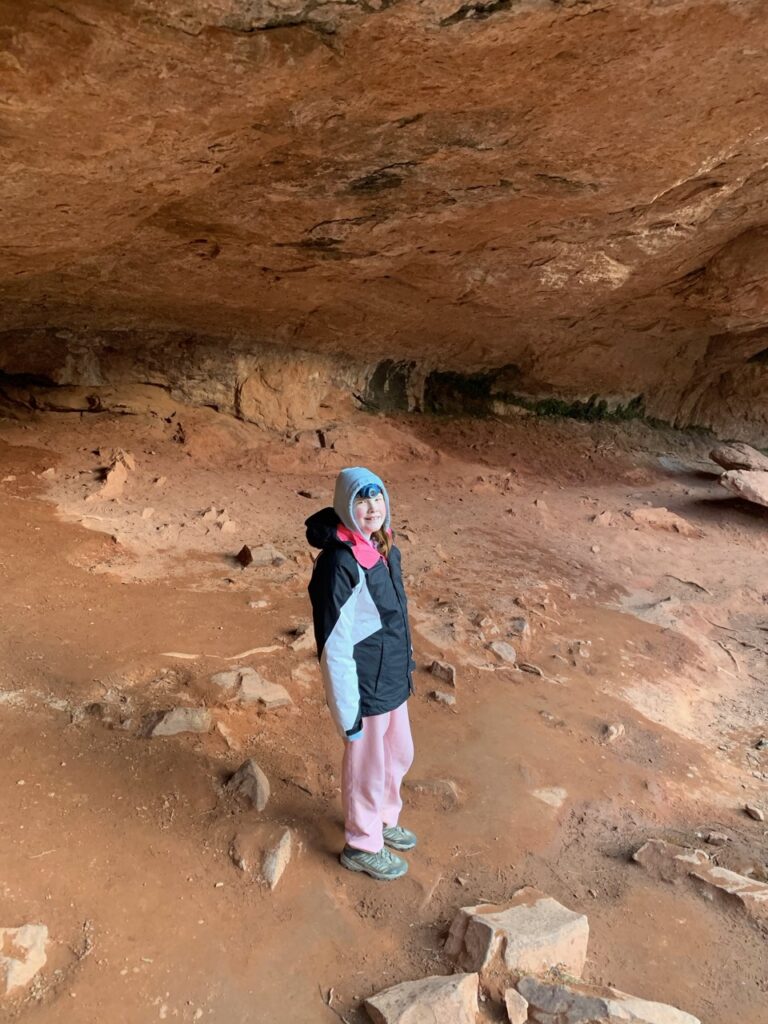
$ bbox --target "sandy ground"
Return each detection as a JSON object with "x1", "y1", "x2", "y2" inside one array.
[{"x1": 0, "y1": 404, "x2": 766, "y2": 1024}]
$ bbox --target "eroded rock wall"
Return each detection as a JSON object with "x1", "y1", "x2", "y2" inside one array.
[{"x1": 1, "y1": 0, "x2": 767, "y2": 439}]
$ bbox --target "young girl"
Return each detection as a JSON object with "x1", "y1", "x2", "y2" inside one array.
[{"x1": 306, "y1": 467, "x2": 416, "y2": 880}]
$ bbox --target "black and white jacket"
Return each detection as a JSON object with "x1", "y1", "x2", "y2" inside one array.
[{"x1": 306, "y1": 507, "x2": 414, "y2": 740}]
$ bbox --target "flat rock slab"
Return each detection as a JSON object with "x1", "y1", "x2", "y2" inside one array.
[
  {"x1": 403, "y1": 778, "x2": 463, "y2": 810},
  {"x1": 209, "y1": 666, "x2": 292, "y2": 709},
  {"x1": 710, "y1": 442, "x2": 768, "y2": 473},
  {"x1": 226, "y1": 758, "x2": 270, "y2": 811},
  {"x1": 634, "y1": 839, "x2": 768, "y2": 921},
  {"x1": 532, "y1": 786, "x2": 568, "y2": 809},
  {"x1": 365, "y1": 972, "x2": 479, "y2": 1024},
  {"x1": 629, "y1": 507, "x2": 703, "y2": 537},
  {"x1": 720, "y1": 469, "x2": 768, "y2": 509},
  {"x1": 0, "y1": 924, "x2": 48, "y2": 996},
  {"x1": 149, "y1": 707, "x2": 212, "y2": 737},
  {"x1": 445, "y1": 887, "x2": 588, "y2": 997},
  {"x1": 518, "y1": 976, "x2": 700, "y2": 1024}
]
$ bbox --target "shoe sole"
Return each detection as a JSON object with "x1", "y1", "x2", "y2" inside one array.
[{"x1": 339, "y1": 853, "x2": 408, "y2": 881}]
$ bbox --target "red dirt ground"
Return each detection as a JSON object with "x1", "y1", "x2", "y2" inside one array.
[{"x1": 0, "y1": 405, "x2": 766, "y2": 1023}]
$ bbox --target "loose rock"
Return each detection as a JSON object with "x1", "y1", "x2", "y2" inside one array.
[
  {"x1": 532, "y1": 787, "x2": 568, "y2": 809},
  {"x1": 209, "y1": 667, "x2": 292, "y2": 710},
  {"x1": 445, "y1": 887, "x2": 589, "y2": 997},
  {"x1": 517, "y1": 975, "x2": 701, "y2": 1024},
  {"x1": 0, "y1": 924, "x2": 48, "y2": 996},
  {"x1": 490, "y1": 640, "x2": 517, "y2": 664},
  {"x1": 602, "y1": 722, "x2": 625, "y2": 743},
  {"x1": 634, "y1": 839, "x2": 768, "y2": 921},
  {"x1": 365, "y1": 972, "x2": 479, "y2": 1024},
  {"x1": 745, "y1": 803, "x2": 765, "y2": 822},
  {"x1": 629, "y1": 507, "x2": 703, "y2": 538},
  {"x1": 504, "y1": 987, "x2": 529, "y2": 1024},
  {"x1": 230, "y1": 824, "x2": 293, "y2": 889},
  {"x1": 149, "y1": 707, "x2": 212, "y2": 737},
  {"x1": 429, "y1": 660, "x2": 456, "y2": 686},
  {"x1": 431, "y1": 690, "x2": 456, "y2": 707},
  {"x1": 710, "y1": 442, "x2": 768, "y2": 473},
  {"x1": 719, "y1": 470, "x2": 768, "y2": 509},
  {"x1": 235, "y1": 544, "x2": 253, "y2": 567},
  {"x1": 226, "y1": 759, "x2": 270, "y2": 811}
]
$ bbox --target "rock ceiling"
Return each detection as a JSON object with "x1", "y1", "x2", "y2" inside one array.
[{"x1": 1, "y1": 0, "x2": 767, "y2": 436}]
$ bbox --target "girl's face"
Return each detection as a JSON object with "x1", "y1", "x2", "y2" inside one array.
[{"x1": 353, "y1": 492, "x2": 386, "y2": 537}]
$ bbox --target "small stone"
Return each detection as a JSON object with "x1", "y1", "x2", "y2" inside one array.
[
  {"x1": 590, "y1": 544, "x2": 600, "y2": 554},
  {"x1": 705, "y1": 831, "x2": 730, "y2": 847},
  {"x1": 141, "y1": 507, "x2": 154, "y2": 519},
  {"x1": 153, "y1": 476, "x2": 167, "y2": 487},
  {"x1": 602, "y1": 722, "x2": 625, "y2": 743},
  {"x1": 431, "y1": 690, "x2": 456, "y2": 707},
  {"x1": 149, "y1": 707, "x2": 212, "y2": 737},
  {"x1": 235, "y1": 545, "x2": 253, "y2": 567},
  {"x1": 532, "y1": 787, "x2": 568, "y2": 808},
  {"x1": 297, "y1": 489, "x2": 322, "y2": 499},
  {"x1": 445, "y1": 887, "x2": 589, "y2": 998},
  {"x1": 40, "y1": 467, "x2": 57, "y2": 480},
  {"x1": 0, "y1": 924, "x2": 48, "y2": 995},
  {"x1": 366, "y1": 972, "x2": 480, "y2": 1024},
  {"x1": 504, "y1": 987, "x2": 529, "y2": 1024},
  {"x1": 248, "y1": 599, "x2": 269, "y2": 609},
  {"x1": 490, "y1": 640, "x2": 517, "y2": 664},
  {"x1": 518, "y1": 662, "x2": 543, "y2": 676},
  {"x1": 429, "y1": 660, "x2": 456, "y2": 686},
  {"x1": 755, "y1": 737, "x2": 768, "y2": 751},
  {"x1": 261, "y1": 828, "x2": 292, "y2": 889},
  {"x1": 226, "y1": 759, "x2": 270, "y2": 811},
  {"x1": 508, "y1": 616, "x2": 531, "y2": 643},
  {"x1": 219, "y1": 519, "x2": 237, "y2": 535},
  {"x1": 249, "y1": 544, "x2": 287, "y2": 567},
  {"x1": 745, "y1": 803, "x2": 765, "y2": 822},
  {"x1": 592, "y1": 509, "x2": 613, "y2": 526}
]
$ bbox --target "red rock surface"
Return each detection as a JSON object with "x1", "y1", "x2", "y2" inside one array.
[{"x1": 1, "y1": 0, "x2": 768, "y2": 438}]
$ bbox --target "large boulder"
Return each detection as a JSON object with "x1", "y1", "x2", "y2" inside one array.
[
  {"x1": 365, "y1": 972, "x2": 479, "y2": 1024},
  {"x1": 0, "y1": 924, "x2": 48, "y2": 996},
  {"x1": 445, "y1": 888, "x2": 589, "y2": 997},
  {"x1": 719, "y1": 469, "x2": 768, "y2": 509},
  {"x1": 517, "y1": 976, "x2": 700, "y2": 1024},
  {"x1": 710, "y1": 442, "x2": 768, "y2": 473}
]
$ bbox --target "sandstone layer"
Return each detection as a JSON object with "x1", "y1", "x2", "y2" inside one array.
[{"x1": 1, "y1": 0, "x2": 768, "y2": 439}]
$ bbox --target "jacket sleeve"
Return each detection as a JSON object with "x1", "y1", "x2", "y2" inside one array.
[{"x1": 308, "y1": 549, "x2": 364, "y2": 740}]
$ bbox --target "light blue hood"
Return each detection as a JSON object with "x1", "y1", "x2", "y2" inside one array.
[{"x1": 333, "y1": 466, "x2": 391, "y2": 536}]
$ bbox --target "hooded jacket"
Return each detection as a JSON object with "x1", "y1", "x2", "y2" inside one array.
[{"x1": 306, "y1": 468, "x2": 414, "y2": 741}]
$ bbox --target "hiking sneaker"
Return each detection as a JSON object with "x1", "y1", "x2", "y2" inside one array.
[
  {"x1": 382, "y1": 825, "x2": 418, "y2": 851},
  {"x1": 339, "y1": 845, "x2": 408, "y2": 880}
]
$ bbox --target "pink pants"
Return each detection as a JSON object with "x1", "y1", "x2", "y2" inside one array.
[{"x1": 341, "y1": 702, "x2": 414, "y2": 853}]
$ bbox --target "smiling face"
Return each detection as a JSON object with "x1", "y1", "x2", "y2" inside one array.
[{"x1": 353, "y1": 491, "x2": 387, "y2": 538}]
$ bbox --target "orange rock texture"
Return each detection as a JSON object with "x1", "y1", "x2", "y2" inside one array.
[{"x1": 1, "y1": 0, "x2": 767, "y2": 438}]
